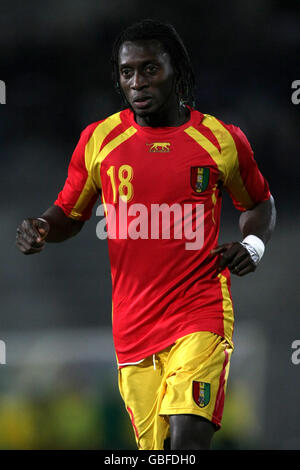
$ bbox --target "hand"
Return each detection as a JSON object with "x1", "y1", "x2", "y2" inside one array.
[
  {"x1": 16, "y1": 218, "x2": 50, "y2": 255},
  {"x1": 211, "y1": 242, "x2": 256, "y2": 276}
]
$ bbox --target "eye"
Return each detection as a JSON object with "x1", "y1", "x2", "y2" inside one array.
[
  {"x1": 120, "y1": 68, "x2": 133, "y2": 78},
  {"x1": 145, "y1": 64, "x2": 159, "y2": 74}
]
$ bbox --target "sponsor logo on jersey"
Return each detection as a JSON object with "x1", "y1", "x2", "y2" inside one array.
[
  {"x1": 147, "y1": 142, "x2": 171, "y2": 153},
  {"x1": 192, "y1": 381, "x2": 210, "y2": 407},
  {"x1": 191, "y1": 167, "x2": 210, "y2": 193}
]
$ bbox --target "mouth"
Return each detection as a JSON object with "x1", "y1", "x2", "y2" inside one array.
[{"x1": 132, "y1": 96, "x2": 153, "y2": 109}]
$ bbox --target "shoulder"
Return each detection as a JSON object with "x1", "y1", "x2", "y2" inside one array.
[
  {"x1": 81, "y1": 110, "x2": 127, "y2": 140},
  {"x1": 200, "y1": 112, "x2": 252, "y2": 152},
  {"x1": 80, "y1": 120, "x2": 103, "y2": 141},
  {"x1": 201, "y1": 112, "x2": 240, "y2": 135}
]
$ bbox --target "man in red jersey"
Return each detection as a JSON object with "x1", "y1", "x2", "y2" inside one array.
[{"x1": 16, "y1": 19, "x2": 276, "y2": 450}]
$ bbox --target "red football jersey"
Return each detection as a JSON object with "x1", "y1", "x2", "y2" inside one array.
[{"x1": 55, "y1": 108, "x2": 270, "y2": 365}]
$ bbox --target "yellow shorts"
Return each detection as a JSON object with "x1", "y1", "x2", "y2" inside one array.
[{"x1": 118, "y1": 331, "x2": 233, "y2": 450}]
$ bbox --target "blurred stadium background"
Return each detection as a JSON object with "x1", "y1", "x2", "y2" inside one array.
[{"x1": 0, "y1": 0, "x2": 299, "y2": 449}]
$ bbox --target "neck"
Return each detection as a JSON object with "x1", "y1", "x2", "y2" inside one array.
[{"x1": 135, "y1": 102, "x2": 190, "y2": 127}]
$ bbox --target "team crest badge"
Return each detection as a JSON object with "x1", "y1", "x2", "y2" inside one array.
[
  {"x1": 191, "y1": 167, "x2": 210, "y2": 193},
  {"x1": 192, "y1": 381, "x2": 210, "y2": 408}
]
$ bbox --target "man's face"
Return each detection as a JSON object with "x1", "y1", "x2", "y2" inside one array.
[{"x1": 118, "y1": 40, "x2": 176, "y2": 118}]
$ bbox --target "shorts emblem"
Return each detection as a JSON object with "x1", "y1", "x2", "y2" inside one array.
[{"x1": 192, "y1": 381, "x2": 210, "y2": 408}]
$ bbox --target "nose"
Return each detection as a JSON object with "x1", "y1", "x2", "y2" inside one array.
[{"x1": 131, "y1": 71, "x2": 148, "y2": 90}]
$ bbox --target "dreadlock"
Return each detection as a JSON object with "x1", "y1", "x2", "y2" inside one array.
[{"x1": 111, "y1": 19, "x2": 196, "y2": 107}]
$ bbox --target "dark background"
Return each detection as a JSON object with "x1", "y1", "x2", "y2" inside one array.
[{"x1": 0, "y1": 0, "x2": 299, "y2": 449}]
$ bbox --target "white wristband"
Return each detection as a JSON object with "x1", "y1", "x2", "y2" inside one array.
[{"x1": 240, "y1": 235, "x2": 265, "y2": 266}]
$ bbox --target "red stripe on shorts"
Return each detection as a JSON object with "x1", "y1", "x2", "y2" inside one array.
[
  {"x1": 213, "y1": 348, "x2": 229, "y2": 424},
  {"x1": 127, "y1": 406, "x2": 139, "y2": 440}
]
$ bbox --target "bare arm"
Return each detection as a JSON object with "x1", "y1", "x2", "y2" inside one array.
[
  {"x1": 211, "y1": 195, "x2": 276, "y2": 276},
  {"x1": 16, "y1": 205, "x2": 84, "y2": 255},
  {"x1": 41, "y1": 205, "x2": 84, "y2": 242},
  {"x1": 238, "y1": 195, "x2": 276, "y2": 244}
]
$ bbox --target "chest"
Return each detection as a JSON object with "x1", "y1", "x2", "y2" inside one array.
[{"x1": 98, "y1": 129, "x2": 222, "y2": 206}]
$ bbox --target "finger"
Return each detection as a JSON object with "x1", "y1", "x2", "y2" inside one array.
[
  {"x1": 236, "y1": 264, "x2": 256, "y2": 276},
  {"x1": 227, "y1": 251, "x2": 249, "y2": 270},
  {"x1": 16, "y1": 231, "x2": 33, "y2": 249},
  {"x1": 16, "y1": 228, "x2": 46, "y2": 249},
  {"x1": 20, "y1": 222, "x2": 41, "y2": 243},
  {"x1": 16, "y1": 239, "x2": 44, "y2": 254},
  {"x1": 33, "y1": 219, "x2": 49, "y2": 240},
  {"x1": 15, "y1": 239, "x2": 29, "y2": 253},
  {"x1": 16, "y1": 231, "x2": 45, "y2": 248},
  {"x1": 37, "y1": 227, "x2": 47, "y2": 238},
  {"x1": 210, "y1": 245, "x2": 228, "y2": 257},
  {"x1": 23, "y1": 246, "x2": 44, "y2": 255},
  {"x1": 236, "y1": 257, "x2": 255, "y2": 272},
  {"x1": 218, "y1": 245, "x2": 241, "y2": 270},
  {"x1": 18, "y1": 221, "x2": 45, "y2": 246},
  {"x1": 231, "y1": 257, "x2": 256, "y2": 276},
  {"x1": 23, "y1": 219, "x2": 45, "y2": 238}
]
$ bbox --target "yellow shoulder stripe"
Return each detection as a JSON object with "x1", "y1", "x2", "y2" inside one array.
[
  {"x1": 185, "y1": 114, "x2": 253, "y2": 209},
  {"x1": 70, "y1": 112, "x2": 136, "y2": 218}
]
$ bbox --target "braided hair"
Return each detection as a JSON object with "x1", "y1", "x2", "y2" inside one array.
[{"x1": 111, "y1": 19, "x2": 196, "y2": 107}]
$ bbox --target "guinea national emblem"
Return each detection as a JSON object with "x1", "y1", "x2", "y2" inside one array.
[
  {"x1": 192, "y1": 381, "x2": 210, "y2": 408},
  {"x1": 191, "y1": 167, "x2": 210, "y2": 193}
]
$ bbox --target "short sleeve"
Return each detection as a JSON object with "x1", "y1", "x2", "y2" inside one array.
[
  {"x1": 54, "y1": 122, "x2": 101, "y2": 221},
  {"x1": 224, "y1": 125, "x2": 271, "y2": 211}
]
